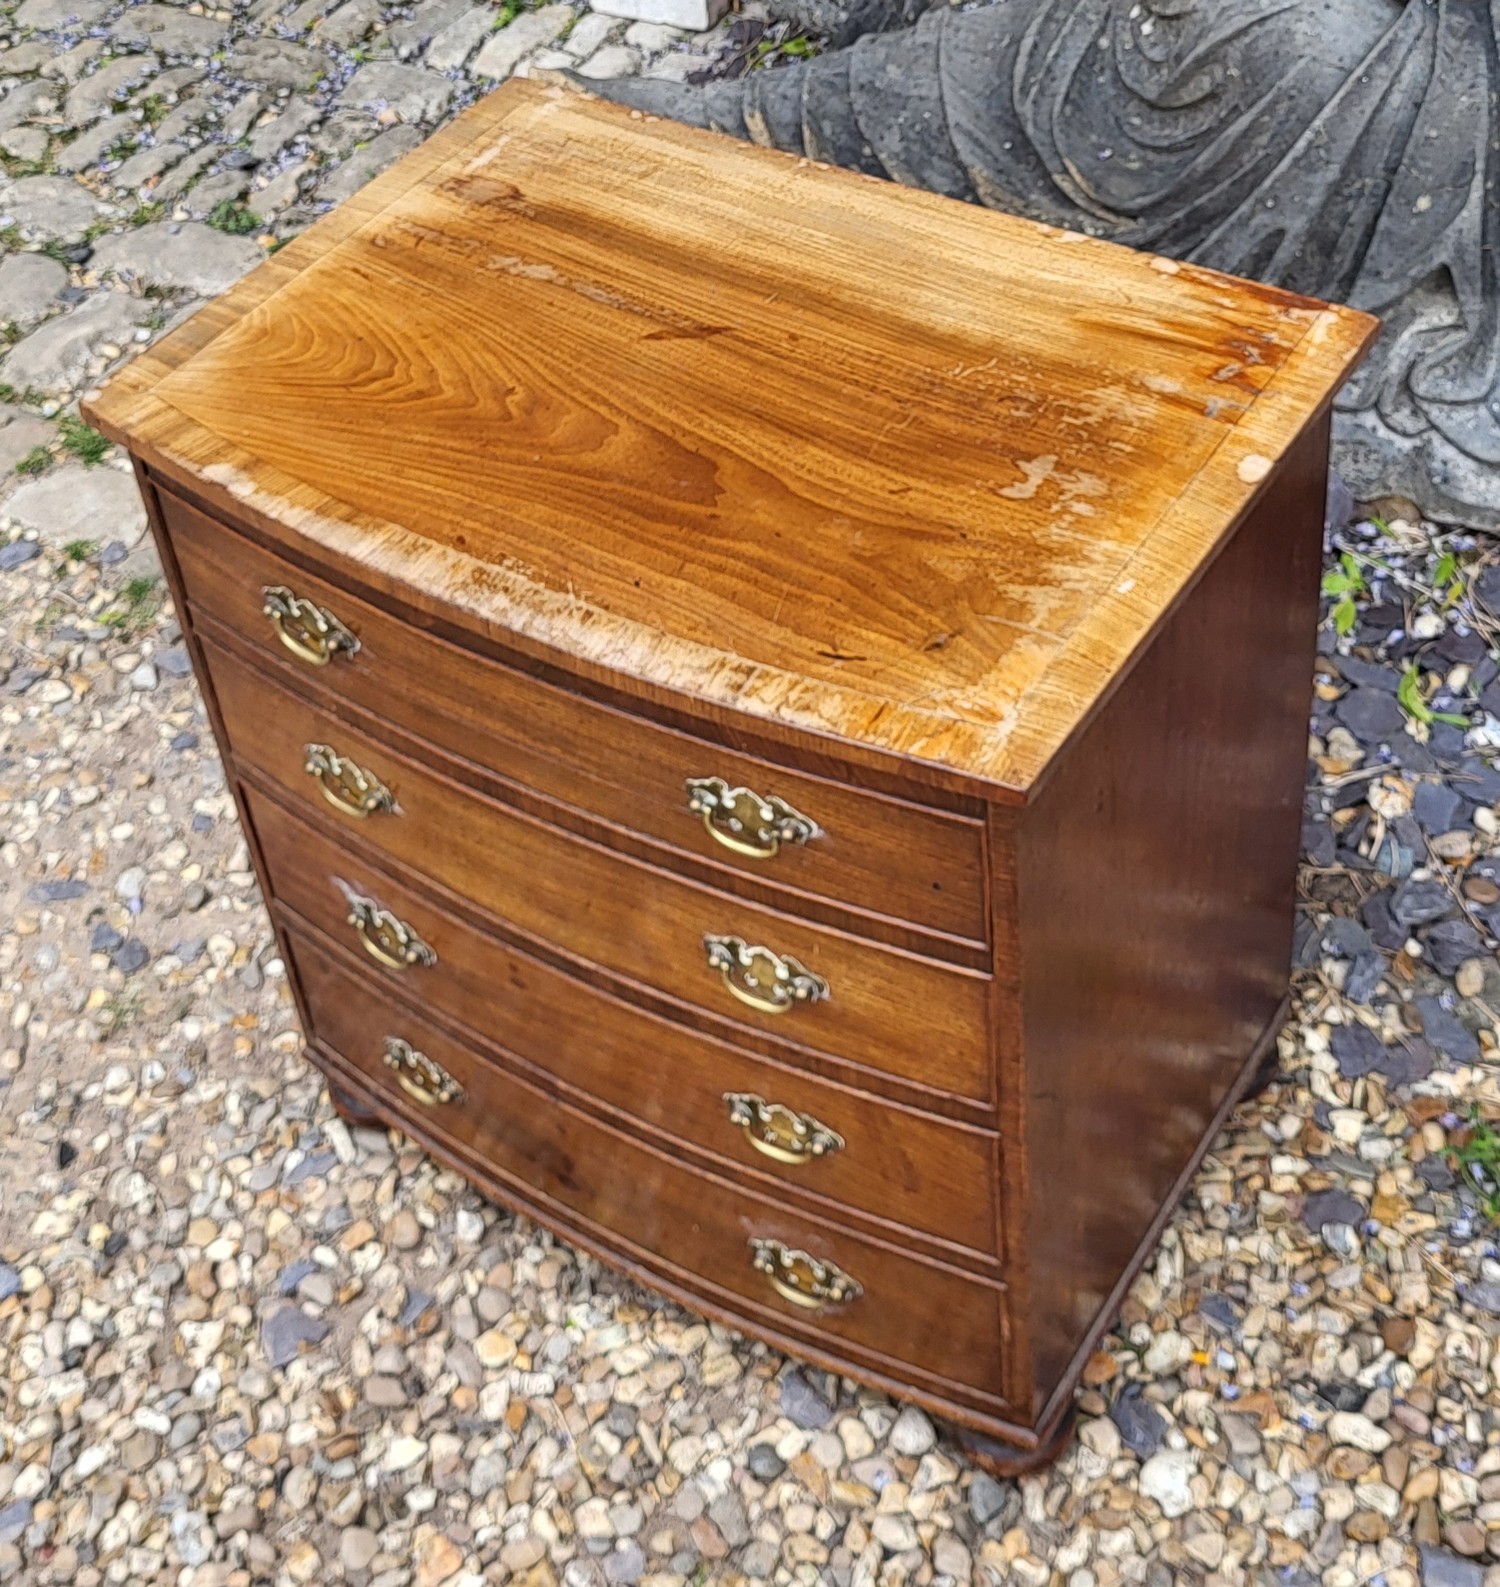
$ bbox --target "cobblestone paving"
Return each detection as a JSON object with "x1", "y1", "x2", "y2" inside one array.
[
  {"x1": 5, "y1": 2, "x2": 1500, "y2": 1581},
  {"x1": 0, "y1": 0, "x2": 726, "y2": 355}
]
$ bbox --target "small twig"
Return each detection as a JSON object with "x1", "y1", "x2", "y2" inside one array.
[
  {"x1": 1424, "y1": 834, "x2": 1498, "y2": 948},
  {"x1": 1319, "y1": 764, "x2": 1388, "y2": 790},
  {"x1": 1331, "y1": 538, "x2": 1444, "y2": 607},
  {"x1": 1417, "y1": 1244, "x2": 1457, "y2": 1289}
]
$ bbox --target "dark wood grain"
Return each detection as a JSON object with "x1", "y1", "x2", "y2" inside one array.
[
  {"x1": 292, "y1": 930, "x2": 1012, "y2": 1406},
  {"x1": 1011, "y1": 416, "x2": 1330, "y2": 1418},
  {"x1": 203, "y1": 637, "x2": 993, "y2": 1096},
  {"x1": 162, "y1": 486, "x2": 988, "y2": 948},
  {"x1": 248, "y1": 787, "x2": 1001, "y2": 1260},
  {"x1": 305, "y1": 1037, "x2": 1052, "y2": 1453}
]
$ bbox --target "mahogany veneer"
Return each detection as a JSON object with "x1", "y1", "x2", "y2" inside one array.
[{"x1": 82, "y1": 79, "x2": 1375, "y2": 1469}]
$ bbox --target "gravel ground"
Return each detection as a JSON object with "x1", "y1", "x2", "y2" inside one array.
[{"x1": 4, "y1": 1, "x2": 1500, "y2": 1581}]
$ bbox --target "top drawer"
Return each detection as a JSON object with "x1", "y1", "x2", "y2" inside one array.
[{"x1": 157, "y1": 489, "x2": 986, "y2": 947}]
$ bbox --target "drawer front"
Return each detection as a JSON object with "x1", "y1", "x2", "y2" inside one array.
[
  {"x1": 161, "y1": 488, "x2": 985, "y2": 944},
  {"x1": 247, "y1": 787, "x2": 998, "y2": 1256},
  {"x1": 206, "y1": 643, "x2": 992, "y2": 1098},
  {"x1": 292, "y1": 933, "x2": 1008, "y2": 1402}
]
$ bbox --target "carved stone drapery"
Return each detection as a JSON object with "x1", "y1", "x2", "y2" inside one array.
[{"x1": 593, "y1": 0, "x2": 1500, "y2": 526}]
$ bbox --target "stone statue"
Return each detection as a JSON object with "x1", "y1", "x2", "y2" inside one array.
[{"x1": 591, "y1": 0, "x2": 1500, "y2": 527}]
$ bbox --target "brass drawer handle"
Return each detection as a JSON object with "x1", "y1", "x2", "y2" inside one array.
[
  {"x1": 686, "y1": 777, "x2": 818, "y2": 860},
  {"x1": 347, "y1": 893, "x2": 436, "y2": 970},
  {"x1": 382, "y1": 1037, "x2": 463, "y2": 1107},
  {"x1": 725, "y1": 1093, "x2": 843, "y2": 1165},
  {"x1": 704, "y1": 935, "x2": 828, "y2": 1015},
  {"x1": 262, "y1": 585, "x2": 359, "y2": 667},
  {"x1": 304, "y1": 743, "x2": 395, "y2": 819},
  {"x1": 749, "y1": 1238, "x2": 861, "y2": 1310}
]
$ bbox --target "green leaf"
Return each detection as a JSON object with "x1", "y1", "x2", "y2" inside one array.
[
  {"x1": 1321, "y1": 570, "x2": 1352, "y2": 596},
  {"x1": 206, "y1": 200, "x2": 260, "y2": 236},
  {"x1": 1333, "y1": 596, "x2": 1357, "y2": 636},
  {"x1": 1432, "y1": 710, "x2": 1470, "y2": 728},
  {"x1": 1397, "y1": 665, "x2": 1433, "y2": 723},
  {"x1": 57, "y1": 415, "x2": 109, "y2": 466},
  {"x1": 1448, "y1": 1111, "x2": 1500, "y2": 1225},
  {"x1": 1434, "y1": 550, "x2": 1457, "y2": 586}
]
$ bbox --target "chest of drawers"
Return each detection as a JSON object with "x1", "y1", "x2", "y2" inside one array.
[{"x1": 81, "y1": 79, "x2": 1375, "y2": 1471}]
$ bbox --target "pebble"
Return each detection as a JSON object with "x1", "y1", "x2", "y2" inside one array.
[
  {"x1": 1111, "y1": 1389, "x2": 1167, "y2": 1457},
  {"x1": 1138, "y1": 1449, "x2": 1196, "y2": 1518},
  {"x1": 747, "y1": 1444, "x2": 786, "y2": 1481},
  {"x1": 341, "y1": 1527, "x2": 380, "y2": 1571},
  {"x1": 604, "y1": 1540, "x2": 646, "y2": 1583},
  {"x1": 1219, "y1": 1413, "x2": 1261, "y2": 1458},
  {"x1": 1420, "y1": 1545, "x2": 1486, "y2": 1587},
  {"x1": 114, "y1": 865, "x2": 147, "y2": 902},
  {"x1": 969, "y1": 1470, "x2": 1009, "y2": 1523},
  {"x1": 1304, "y1": 1186, "x2": 1367, "y2": 1232},
  {"x1": 474, "y1": 1327, "x2": 516, "y2": 1368},
  {"x1": 778, "y1": 1368, "x2": 834, "y2": 1428},
  {"x1": 262, "y1": 1306, "x2": 330, "y2": 1367},
  {"x1": 1327, "y1": 1411, "x2": 1393, "y2": 1453},
  {"x1": 282, "y1": 1465, "x2": 318, "y2": 1510},
  {"x1": 390, "y1": 1206, "x2": 423, "y2": 1248},
  {"x1": 1464, "y1": 1280, "x2": 1500, "y2": 1314},
  {"x1": 415, "y1": 1533, "x2": 464, "y2": 1587},
  {"x1": 1337, "y1": 685, "x2": 1406, "y2": 740},
  {"x1": 1142, "y1": 1327, "x2": 1191, "y2": 1372},
  {"x1": 110, "y1": 938, "x2": 149, "y2": 974},
  {"x1": 385, "y1": 1435, "x2": 428, "y2": 1472},
  {"x1": 119, "y1": 1430, "x2": 159, "y2": 1472},
  {"x1": 365, "y1": 1375, "x2": 407, "y2": 1407},
  {"x1": 888, "y1": 1404, "x2": 936, "y2": 1455},
  {"x1": 0, "y1": 541, "x2": 41, "y2": 572},
  {"x1": 0, "y1": 1504, "x2": 32, "y2": 1548},
  {"x1": 286, "y1": 1540, "x2": 321, "y2": 1582}
]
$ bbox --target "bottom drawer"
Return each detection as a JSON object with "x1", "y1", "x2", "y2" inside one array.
[{"x1": 291, "y1": 933, "x2": 1009, "y2": 1406}]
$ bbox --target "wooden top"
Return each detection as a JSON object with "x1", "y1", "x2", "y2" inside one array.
[{"x1": 83, "y1": 80, "x2": 1376, "y2": 796}]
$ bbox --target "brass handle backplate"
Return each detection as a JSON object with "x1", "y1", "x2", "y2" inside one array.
[
  {"x1": 704, "y1": 934, "x2": 828, "y2": 1015},
  {"x1": 725, "y1": 1093, "x2": 843, "y2": 1165},
  {"x1": 382, "y1": 1037, "x2": 463, "y2": 1107},
  {"x1": 304, "y1": 744, "x2": 395, "y2": 819},
  {"x1": 685, "y1": 776, "x2": 819, "y2": 860},
  {"x1": 749, "y1": 1238, "x2": 861, "y2": 1311},
  {"x1": 262, "y1": 585, "x2": 359, "y2": 667},
  {"x1": 347, "y1": 893, "x2": 436, "y2": 970}
]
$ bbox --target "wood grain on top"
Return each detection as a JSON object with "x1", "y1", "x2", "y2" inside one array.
[{"x1": 81, "y1": 79, "x2": 1376, "y2": 793}]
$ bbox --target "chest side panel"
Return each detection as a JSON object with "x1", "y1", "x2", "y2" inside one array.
[{"x1": 1013, "y1": 415, "x2": 1329, "y2": 1419}]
